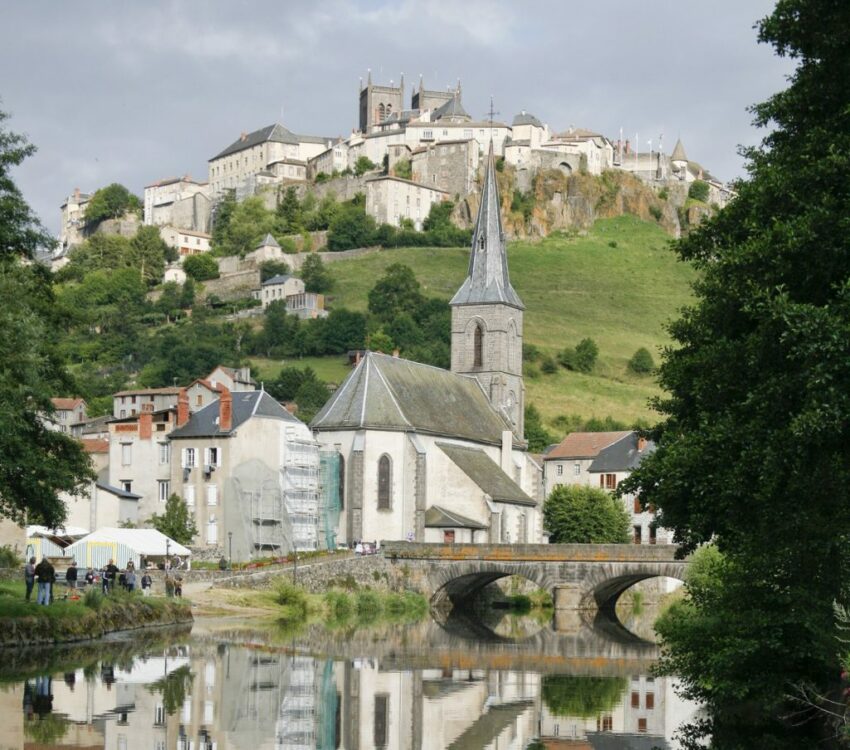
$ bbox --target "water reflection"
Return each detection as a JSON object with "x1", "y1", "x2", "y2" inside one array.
[{"x1": 1, "y1": 613, "x2": 698, "y2": 750}]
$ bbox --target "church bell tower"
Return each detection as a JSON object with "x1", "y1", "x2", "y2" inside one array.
[{"x1": 450, "y1": 143, "x2": 525, "y2": 438}]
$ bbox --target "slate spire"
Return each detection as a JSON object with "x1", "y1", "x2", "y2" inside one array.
[{"x1": 450, "y1": 143, "x2": 524, "y2": 309}]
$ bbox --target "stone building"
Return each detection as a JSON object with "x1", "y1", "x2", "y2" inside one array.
[
  {"x1": 359, "y1": 71, "x2": 405, "y2": 134},
  {"x1": 313, "y1": 145, "x2": 541, "y2": 546},
  {"x1": 143, "y1": 176, "x2": 209, "y2": 229},
  {"x1": 58, "y1": 188, "x2": 92, "y2": 250},
  {"x1": 365, "y1": 175, "x2": 448, "y2": 229},
  {"x1": 410, "y1": 75, "x2": 459, "y2": 112},
  {"x1": 159, "y1": 225, "x2": 212, "y2": 257},
  {"x1": 260, "y1": 273, "x2": 305, "y2": 309},
  {"x1": 48, "y1": 397, "x2": 87, "y2": 433},
  {"x1": 410, "y1": 139, "x2": 480, "y2": 197},
  {"x1": 208, "y1": 123, "x2": 331, "y2": 197}
]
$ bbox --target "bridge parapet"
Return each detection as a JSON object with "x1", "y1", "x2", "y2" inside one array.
[{"x1": 381, "y1": 541, "x2": 683, "y2": 564}]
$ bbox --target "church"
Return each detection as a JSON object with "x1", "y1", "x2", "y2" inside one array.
[{"x1": 311, "y1": 146, "x2": 543, "y2": 545}]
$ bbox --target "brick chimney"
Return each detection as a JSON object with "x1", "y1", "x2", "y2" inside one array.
[
  {"x1": 177, "y1": 388, "x2": 190, "y2": 427},
  {"x1": 139, "y1": 403, "x2": 154, "y2": 440},
  {"x1": 219, "y1": 387, "x2": 233, "y2": 432}
]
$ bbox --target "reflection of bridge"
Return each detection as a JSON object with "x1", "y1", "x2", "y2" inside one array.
[{"x1": 381, "y1": 541, "x2": 688, "y2": 612}]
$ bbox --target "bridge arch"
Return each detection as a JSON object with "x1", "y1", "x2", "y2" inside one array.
[
  {"x1": 579, "y1": 561, "x2": 688, "y2": 611},
  {"x1": 427, "y1": 560, "x2": 557, "y2": 611}
]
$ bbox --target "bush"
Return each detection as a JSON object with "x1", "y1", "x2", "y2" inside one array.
[
  {"x1": 259, "y1": 259, "x2": 289, "y2": 282},
  {"x1": 83, "y1": 587, "x2": 104, "y2": 611},
  {"x1": 182, "y1": 253, "x2": 220, "y2": 281},
  {"x1": 354, "y1": 156, "x2": 376, "y2": 176},
  {"x1": 0, "y1": 545, "x2": 20, "y2": 568},
  {"x1": 628, "y1": 347, "x2": 655, "y2": 374},
  {"x1": 688, "y1": 179, "x2": 710, "y2": 202},
  {"x1": 649, "y1": 205, "x2": 663, "y2": 221},
  {"x1": 355, "y1": 589, "x2": 382, "y2": 621},
  {"x1": 658, "y1": 187, "x2": 669, "y2": 200},
  {"x1": 522, "y1": 343, "x2": 541, "y2": 361},
  {"x1": 543, "y1": 484, "x2": 630, "y2": 544},
  {"x1": 540, "y1": 354, "x2": 558, "y2": 374},
  {"x1": 559, "y1": 338, "x2": 598, "y2": 373},
  {"x1": 324, "y1": 590, "x2": 352, "y2": 621},
  {"x1": 608, "y1": 240, "x2": 618, "y2": 248},
  {"x1": 275, "y1": 581, "x2": 308, "y2": 618}
]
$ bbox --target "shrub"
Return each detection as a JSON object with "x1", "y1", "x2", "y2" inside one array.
[
  {"x1": 354, "y1": 156, "x2": 376, "y2": 176},
  {"x1": 608, "y1": 240, "x2": 618, "y2": 248},
  {"x1": 0, "y1": 545, "x2": 20, "y2": 568},
  {"x1": 324, "y1": 590, "x2": 352, "y2": 621},
  {"x1": 688, "y1": 179, "x2": 710, "y2": 202},
  {"x1": 314, "y1": 172, "x2": 330, "y2": 184},
  {"x1": 540, "y1": 354, "x2": 558, "y2": 374},
  {"x1": 628, "y1": 347, "x2": 655, "y2": 374},
  {"x1": 182, "y1": 253, "x2": 219, "y2": 281},
  {"x1": 658, "y1": 187, "x2": 669, "y2": 200},
  {"x1": 559, "y1": 338, "x2": 598, "y2": 373},
  {"x1": 649, "y1": 205, "x2": 663, "y2": 221},
  {"x1": 275, "y1": 581, "x2": 308, "y2": 618},
  {"x1": 355, "y1": 589, "x2": 382, "y2": 621},
  {"x1": 544, "y1": 485, "x2": 630, "y2": 544},
  {"x1": 84, "y1": 587, "x2": 104, "y2": 611},
  {"x1": 522, "y1": 342, "x2": 541, "y2": 361}
]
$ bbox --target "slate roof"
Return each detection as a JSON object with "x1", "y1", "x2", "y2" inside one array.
[
  {"x1": 512, "y1": 111, "x2": 543, "y2": 127},
  {"x1": 432, "y1": 94, "x2": 470, "y2": 121},
  {"x1": 588, "y1": 432, "x2": 655, "y2": 473},
  {"x1": 211, "y1": 124, "x2": 330, "y2": 161},
  {"x1": 671, "y1": 137, "x2": 688, "y2": 162},
  {"x1": 169, "y1": 390, "x2": 299, "y2": 439},
  {"x1": 96, "y1": 482, "x2": 141, "y2": 500},
  {"x1": 262, "y1": 274, "x2": 292, "y2": 286},
  {"x1": 437, "y1": 442, "x2": 535, "y2": 506},
  {"x1": 311, "y1": 352, "x2": 515, "y2": 446},
  {"x1": 424, "y1": 505, "x2": 488, "y2": 530},
  {"x1": 545, "y1": 431, "x2": 632, "y2": 461},
  {"x1": 450, "y1": 144, "x2": 524, "y2": 310}
]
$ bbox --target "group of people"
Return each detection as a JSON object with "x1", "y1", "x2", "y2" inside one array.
[{"x1": 24, "y1": 556, "x2": 156, "y2": 604}]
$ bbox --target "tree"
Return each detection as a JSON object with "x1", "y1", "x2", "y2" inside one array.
[
  {"x1": 276, "y1": 186, "x2": 302, "y2": 233},
  {"x1": 0, "y1": 109, "x2": 94, "y2": 525},
  {"x1": 211, "y1": 190, "x2": 237, "y2": 251},
  {"x1": 129, "y1": 225, "x2": 171, "y2": 284},
  {"x1": 558, "y1": 337, "x2": 598, "y2": 373},
  {"x1": 687, "y1": 179, "x2": 710, "y2": 203},
  {"x1": 620, "y1": 2, "x2": 850, "y2": 744},
  {"x1": 542, "y1": 675, "x2": 627, "y2": 718},
  {"x1": 259, "y1": 259, "x2": 290, "y2": 282},
  {"x1": 220, "y1": 196, "x2": 276, "y2": 257},
  {"x1": 367, "y1": 264, "x2": 424, "y2": 321},
  {"x1": 300, "y1": 253, "x2": 333, "y2": 293},
  {"x1": 150, "y1": 494, "x2": 197, "y2": 545},
  {"x1": 354, "y1": 156, "x2": 376, "y2": 176},
  {"x1": 327, "y1": 203, "x2": 376, "y2": 250},
  {"x1": 543, "y1": 485, "x2": 629, "y2": 544},
  {"x1": 627, "y1": 346, "x2": 655, "y2": 374},
  {"x1": 393, "y1": 158, "x2": 412, "y2": 179},
  {"x1": 182, "y1": 253, "x2": 219, "y2": 281},
  {"x1": 84, "y1": 183, "x2": 141, "y2": 227},
  {"x1": 524, "y1": 404, "x2": 554, "y2": 453}
]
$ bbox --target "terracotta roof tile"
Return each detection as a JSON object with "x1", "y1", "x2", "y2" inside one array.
[
  {"x1": 544, "y1": 431, "x2": 631, "y2": 460},
  {"x1": 51, "y1": 397, "x2": 85, "y2": 410},
  {"x1": 82, "y1": 438, "x2": 109, "y2": 454}
]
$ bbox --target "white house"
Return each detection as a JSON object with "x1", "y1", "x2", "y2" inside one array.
[
  {"x1": 159, "y1": 226, "x2": 212, "y2": 258},
  {"x1": 261, "y1": 274, "x2": 305, "y2": 309},
  {"x1": 365, "y1": 176, "x2": 448, "y2": 230}
]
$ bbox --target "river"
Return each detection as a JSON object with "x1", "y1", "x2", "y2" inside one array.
[{"x1": 1, "y1": 603, "x2": 699, "y2": 749}]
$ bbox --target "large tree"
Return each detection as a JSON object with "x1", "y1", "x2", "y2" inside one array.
[
  {"x1": 0, "y1": 108, "x2": 93, "y2": 525},
  {"x1": 543, "y1": 485, "x2": 629, "y2": 544},
  {"x1": 621, "y1": 1, "x2": 850, "y2": 744}
]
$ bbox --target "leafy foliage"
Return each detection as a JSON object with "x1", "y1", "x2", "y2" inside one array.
[
  {"x1": 558, "y1": 337, "x2": 598, "y2": 373},
  {"x1": 354, "y1": 155, "x2": 376, "y2": 176},
  {"x1": 327, "y1": 199, "x2": 377, "y2": 251},
  {"x1": 393, "y1": 158, "x2": 412, "y2": 179},
  {"x1": 182, "y1": 253, "x2": 219, "y2": 281},
  {"x1": 259, "y1": 259, "x2": 290, "y2": 282},
  {"x1": 300, "y1": 253, "x2": 333, "y2": 293},
  {"x1": 150, "y1": 494, "x2": 198, "y2": 545},
  {"x1": 84, "y1": 183, "x2": 141, "y2": 227},
  {"x1": 541, "y1": 674, "x2": 628, "y2": 717},
  {"x1": 627, "y1": 346, "x2": 655, "y2": 374},
  {"x1": 524, "y1": 404, "x2": 554, "y2": 452},
  {"x1": 687, "y1": 179, "x2": 709, "y2": 203},
  {"x1": 620, "y1": 2, "x2": 850, "y2": 744},
  {"x1": 543, "y1": 485, "x2": 629, "y2": 544}
]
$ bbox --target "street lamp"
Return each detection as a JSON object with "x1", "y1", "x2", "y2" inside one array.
[{"x1": 228, "y1": 531, "x2": 233, "y2": 569}]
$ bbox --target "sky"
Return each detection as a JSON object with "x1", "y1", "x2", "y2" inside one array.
[{"x1": 1, "y1": 0, "x2": 792, "y2": 236}]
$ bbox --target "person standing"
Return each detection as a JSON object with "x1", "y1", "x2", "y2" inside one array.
[
  {"x1": 141, "y1": 571, "x2": 153, "y2": 596},
  {"x1": 85, "y1": 568, "x2": 95, "y2": 586},
  {"x1": 103, "y1": 559, "x2": 119, "y2": 594},
  {"x1": 24, "y1": 556, "x2": 36, "y2": 602},
  {"x1": 65, "y1": 560, "x2": 78, "y2": 591},
  {"x1": 34, "y1": 556, "x2": 55, "y2": 606},
  {"x1": 125, "y1": 567, "x2": 137, "y2": 593},
  {"x1": 173, "y1": 571, "x2": 183, "y2": 598}
]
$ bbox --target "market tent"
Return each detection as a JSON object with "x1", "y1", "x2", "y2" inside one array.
[
  {"x1": 65, "y1": 528, "x2": 191, "y2": 570},
  {"x1": 26, "y1": 525, "x2": 89, "y2": 559}
]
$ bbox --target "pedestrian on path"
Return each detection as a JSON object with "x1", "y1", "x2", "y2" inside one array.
[
  {"x1": 24, "y1": 556, "x2": 36, "y2": 602},
  {"x1": 34, "y1": 557, "x2": 55, "y2": 606}
]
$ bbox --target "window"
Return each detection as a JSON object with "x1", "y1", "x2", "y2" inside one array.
[
  {"x1": 631, "y1": 691, "x2": 640, "y2": 708},
  {"x1": 159, "y1": 442, "x2": 170, "y2": 465},
  {"x1": 574, "y1": 462, "x2": 581, "y2": 476},
  {"x1": 634, "y1": 496, "x2": 642, "y2": 514},
  {"x1": 374, "y1": 694, "x2": 389, "y2": 748},
  {"x1": 338, "y1": 454, "x2": 345, "y2": 510},
  {"x1": 649, "y1": 525, "x2": 657, "y2": 545},
  {"x1": 556, "y1": 464, "x2": 564, "y2": 476},
  {"x1": 633, "y1": 525, "x2": 642, "y2": 544},
  {"x1": 377, "y1": 455, "x2": 391, "y2": 509},
  {"x1": 600, "y1": 473, "x2": 617, "y2": 490},
  {"x1": 184, "y1": 485, "x2": 195, "y2": 507},
  {"x1": 207, "y1": 517, "x2": 218, "y2": 544},
  {"x1": 154, "y1": 704, "x2": 166, "y2": 726},
  {"x1": 207, "y1": 485, "x2": 218, "y2": 506},
  {"x1": 646, "y1": 692, "x2": 655, "y2": 709},
  {"x1": 121, "y1": 442, "x2": 132, "y2": 466},
  {"x1": 158, "y1": 481, "x2": 170, "y2": 503},
  {"x1": 473, "y1": 324, "x2": 483, "y2": 369},
  {"x1": 638, "y1": 718, "x2": 648, "y2": 733},
  {"x1": 204, "y1": 700, "x2": 214, "y2": 723},
  {"x1": 443, "y1": 530, "x2": 455, "y2": 543},
  {"x1": 122, "y1": 480, "x2": 132, "y2": 493},
  {"x1": 183, "y1": 448, "x2": 196, "y2": 468},
  {"x1": 196, "y1": 394, "x2": 203, "y2": 406},
  {"x1": 205, "y1": 447, "x2": 219, "y2": 467}
]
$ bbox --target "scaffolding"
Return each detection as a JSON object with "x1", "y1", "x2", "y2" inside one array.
[
  {"x1": 318, "y1": 452, "x2": 341, "y2": 551},
  {"x1": 275, "y1": 656, "x2": 318, "y2": 750},
  {"x1": 282, "y1": 427, "x2": 320, "y2": 552}
]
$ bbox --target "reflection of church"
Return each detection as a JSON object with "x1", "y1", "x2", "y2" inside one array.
[{"x1": 313, "y1": 146, "x2": 542, "y2": 546}]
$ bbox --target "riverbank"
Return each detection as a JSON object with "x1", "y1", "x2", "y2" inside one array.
[{"x1": 0, "y1": 582, "x2": 192, "y2": 648}]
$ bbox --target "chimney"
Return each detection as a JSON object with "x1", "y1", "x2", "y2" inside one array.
[
  {"x1": 219, "y1": 387, "x2": 232, "y2": 432},
  {"x1": 139, "y1": 403, "x2": 153, "y2": 440},
  {"x1": 637, "y1": 436, "x2": 648, "y2": 452},
  {"x1": 177, "y1": 388, "x2": 190, "y2": 427}
]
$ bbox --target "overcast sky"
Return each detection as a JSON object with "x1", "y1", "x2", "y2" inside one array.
[{"x1": 1, "y1": 0, "x2": 791, "y2": 235}]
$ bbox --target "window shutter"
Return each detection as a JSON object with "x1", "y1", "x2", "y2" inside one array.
[{"x1": 181, "y1": 449, "x2": 187, "y2": 468}]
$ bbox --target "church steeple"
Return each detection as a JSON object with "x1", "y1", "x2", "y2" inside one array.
[
  {"x1": 450, "y1": 143, "x2": 525, "y2": 439},
  {"x1": 450, "y1": 144, "x2": 524, "y2": 310}
]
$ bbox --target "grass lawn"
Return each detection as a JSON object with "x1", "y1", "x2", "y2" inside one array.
[
  {"x1": 248, "y1": 355, "x2": 351, "y2": 386},
  {"x1": 324, "y1": 216, "x2": 694, "y2": 429}
]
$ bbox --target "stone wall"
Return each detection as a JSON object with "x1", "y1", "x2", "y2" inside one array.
[{"x1": 198, "y1": 268, "x2": 260, "y2": 301}]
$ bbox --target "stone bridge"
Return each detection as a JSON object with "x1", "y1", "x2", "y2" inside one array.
[{"x1": 380, "y1": 542, "x2": 688, "y2": 612}]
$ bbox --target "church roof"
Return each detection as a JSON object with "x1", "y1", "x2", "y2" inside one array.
[
  {"x1": 424, "y1": 505, "x2": 487, "y2": 530},
  {"x1": 310, "y1": 352, "x2": 515, "y2": 446},
  {"x1": 671, "y1": 138, "x2": 688, "y2": 163},
  {"x1": 437, "y1": 442, "x2": 535, "y2": 505},
  {"x1": 211, "y1": 124, "x2": 330, "y2": 161},
  {"x1": 432, "y1": 94, "x2": 470, "y2": 121},
  {"x1": 257, "y1": 233, "x2": 280, "y2": 249},
  {"x1": 512, "y1": 111, "x2": 543, "y2": 128},
  {"x1": 450, "y1": 144, "x2": 524, "y2": 310}
]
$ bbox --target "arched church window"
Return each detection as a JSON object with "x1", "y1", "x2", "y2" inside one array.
[
  {"x1": 473, "y1": 324, "x2": 484, "y2": 369},
  {"x1": 338, "y1": 454, "x2": 345, "y2": 511},
  {"x1": 386, "y1": 103, "x2": 392, "y2": 116},
  {"x1": 377, "y1": 455, "x2": 391, "y2": 509},
  {"x1": 378, "y1": 103, "x2": 386, "y2": 121}
]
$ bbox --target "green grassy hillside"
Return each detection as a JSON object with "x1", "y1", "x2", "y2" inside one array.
[{"x1": 260, "y1": 216, "x2": 695, "y2": 429}]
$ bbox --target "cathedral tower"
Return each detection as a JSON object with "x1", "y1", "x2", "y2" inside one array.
[
  {"x1": 450, "y1": 143, "x2": 525, "y2": 438},
  {"x1": 358, "y1": 70, "x2": 404, "y2": 134}
]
